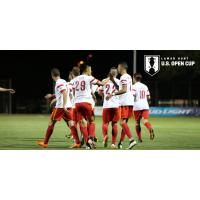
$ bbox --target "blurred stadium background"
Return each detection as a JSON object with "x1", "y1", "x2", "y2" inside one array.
[
  {"x1": 1, "y1": 50, "x2": 200, "y2": 115},
  {"x1": 0, "y1": 50, "x2": 200, "y2": 149}
]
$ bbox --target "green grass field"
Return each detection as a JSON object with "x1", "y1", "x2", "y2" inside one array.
[{"x1": 0, "y1": 114, "x2": 200, "y2": 150}]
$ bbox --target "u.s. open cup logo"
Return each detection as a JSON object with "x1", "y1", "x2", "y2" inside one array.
[{"x1": 144, "y1": 55, "x2": 160, "y2": 76}]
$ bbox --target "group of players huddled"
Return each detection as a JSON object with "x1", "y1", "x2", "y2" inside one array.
[{"x1": 37, "y1": 62, "x2": 155, "y2": 149}]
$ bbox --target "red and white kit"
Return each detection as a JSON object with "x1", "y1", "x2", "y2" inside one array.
[
  {"x1": 101, "y1": 78, "x2": 120, "y2": 123},
  {"x1": 119, "y1": 73, "x2": 134, "y2": 119},
  {"x1": 132, "y1": 82, "x2": 150, "y2": 121},
  {"x1": 73, "y1": 75, "x2": 99, "y2": 121},
  {"x1": 51, "y1": 79, "x2": 73, "y2": 121}
]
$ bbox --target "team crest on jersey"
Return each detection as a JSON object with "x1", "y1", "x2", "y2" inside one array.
[{"x1": 144, "y1": 55, "x2": 160, "y2": 76}]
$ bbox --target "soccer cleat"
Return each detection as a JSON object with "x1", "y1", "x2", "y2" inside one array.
[
  {"x1": 103, "y1": 135, "x2": 108, "y2": 148},
  {"x1": 88, "y1": 138, "x2": 96, "y2": 149},
  {"x1": 150, "y1": 129, "x2": 155, "y2": 140},
  {"x1": 138, "y1": 139, "x2": 143, "y2": 143},
  {"x1": 118, "y1": 142, "x2": 123, "y2": 149},
  {"x1": 70, "y1": 143, "x2": 81, "y2": 148},
  {"x1": 86, "y1": 145, "x2": 91, "y2": 150},
  {"x1": 126, "y1": 140, "x2": 137, "y2": 150},
  {"x1": 36, "y1": 140, "x2": 48, "y2": 148},
  {"x1": 111, "y1": 144, "x2": 117, "y2": 149}
]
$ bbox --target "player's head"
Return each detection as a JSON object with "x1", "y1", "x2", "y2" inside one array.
[
  {"x1": 133, "y1": 73, "x2": 142, "y2": 82},
  {"x1": 80, "y1": 63, "x2": 92, "y2": 75},
  {"x1": 109, "y1": 67, "x2": 118, "y2": 77},
  {"x1": 118, "y1": 62, "x2": 128, "y2": 74},
  {"x1": 68, "y1": 71, "x2": 73, "y2": 81},
  {"x1": 51, "y1": 68, "x2": 60, "y2": 81},
  {"x1": 72, "y1": 66, "x2": 80, "y2": 77}
]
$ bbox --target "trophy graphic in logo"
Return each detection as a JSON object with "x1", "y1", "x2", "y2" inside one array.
[{"x1": 144, "y1": 55, "x2": 160, "y2": 76}]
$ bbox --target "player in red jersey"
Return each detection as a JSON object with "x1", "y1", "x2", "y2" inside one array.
[
  {"x1": 99, "y1": 67, "x2": 120, "y2": 148},
  {"x1": 132, "y1": 73, "x2": 154, "y2": 142},
  {"x1": 106, "y1": 62, "x2": 137, "y2": 149},
  {"x1": 37, "y1": 68, "x2": 80, "y2": 148},
  {"x1": 0, "y1": 87, "x2": 15, "y2": 93},
  {"x1": 73, "y1": 63, "x2": 108, "y2": 149}
]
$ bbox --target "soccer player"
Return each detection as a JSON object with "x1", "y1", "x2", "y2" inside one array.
[
  {"x1": 106, "y1": 62, "x2": 136, "y2": 149},
  {"x1": 73, "y1": 63, "x2": 108, "y2": 149},
  {"x1": 99, "y1": 67, "x2": 120, "y2": 148},
  {"x1": 37, "y1": 68, "x2": 80, "y2": 148},
  {"x1": 132, "y1": 73, "x2": 154, "y2": 142},
  {"x1": 0, "y1": 87, "x2": 15, "y2": 93}
]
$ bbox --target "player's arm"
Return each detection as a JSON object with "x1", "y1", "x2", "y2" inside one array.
[
  {"x1": 109, "y1": 75, "x2": 119, "y2": 90},
  {"x1": 62, "y1": 89, "x2": 68, "y2": 112},
  {"x1": 0, "y1": 87, "x2": 15, "y2": 94},
  {"x1": 106, "y1": 84, "x2": 127, "y2": 100},
  {"x1": 91, "y1": 77, "x2": 109, "y2": 86},
  {"x1": 91, "y1": 92, "x2": 97, "y2": 103},
  {"x1": 50, "y1": 98, "x2": 56, "y2": 107},
  {"x1": 146, "y1": 88, "x2": 151, "y2": 101},
  {"x1": 44, "y1": 93, "x2": 55, "y2": 99}
]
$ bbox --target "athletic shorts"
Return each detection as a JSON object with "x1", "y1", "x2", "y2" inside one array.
[
  {"x1": 120, "y1": 106, "x2": 133, "y2": 119},
  {"x1": 134, "y1": 109, "x2": 149, "y2": 121},
  {"x1": 51, "y1": 108, "x2": 73, "y2": 121},
  {"x1": 102, "y1": 108, "x2": 120, "y2": 123},
  {"x1": 75, "y1": 102, "x2": 94, "y2": 121}
]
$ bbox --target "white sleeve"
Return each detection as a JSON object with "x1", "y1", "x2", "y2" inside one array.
[
  {"x1": 89, "y1": 76, "x2": 99, "y2": 85},
  {"x1": 57, "y1": 83, "x2": 67, "y2": 93},
  {"x1": 132, "y1": 85, "x2": 136, "y2": 95},
  {"x1": 146, "y1": 86, "x2": 150, "y2": 96},
  {"x1": 120, "y1": 76, "x2": 127, "y2": 85}
]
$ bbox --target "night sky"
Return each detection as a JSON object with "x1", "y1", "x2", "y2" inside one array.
[
  {"x1": 1, "y1": 50, "x2": 200, "y2": 113},
  {"x1": 0, "y1": 50, "x2": 134, "y2": 99}
]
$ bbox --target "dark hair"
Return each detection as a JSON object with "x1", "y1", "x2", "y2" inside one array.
[
  {"x1": 118, "y1": 61, "x2": 128, "y2": 69},
  {"x1": 51, "y1": 68, "x2": 60, "y2": 77},
  {"x1": 80, "y1": 63, "x2": 90, "y2": 74},
  {"x1": 134, "y1": 73, "x2": 142, "y2": 81},
  {"x1": 72, "y1": 66, "x2": 80, "y2": 76}
]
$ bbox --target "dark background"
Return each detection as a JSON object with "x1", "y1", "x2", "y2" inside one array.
[
  {"x1": 0, "y1": 50, "x2": 200, "y2": 113},
  {"x1": 0, "y1": 50, "x2": 133, "y2": 113}
]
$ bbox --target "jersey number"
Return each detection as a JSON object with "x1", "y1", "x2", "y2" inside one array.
[
  {"x1": 105, "y1": 84, "x2": 115, "y2": 95},
  {"x1": 140, "y1": 90, "x2": 146, "y2": 99},
  {"x1": 75, "y1": 81, "x2": 86, "y2": 91}
]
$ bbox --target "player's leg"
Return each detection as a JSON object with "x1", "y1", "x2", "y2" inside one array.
[
  {"x1": 134, "y1": 111, "x2": 142, "y2": 142},
  {"x1": 111, "y1": 122, "x2": 117, "y2": 148},
  {"x1": 85, "y1": 104, "x2": 96, "y2": 139},
  {"x1": 111, "y1": 108, "x2": 120, "y2": 148},
  {"x1": 84, "y1": 103, "x2": 97, "y2": 149},
  {"x1": 142, "y1": 110, "x2": 154, "y2": 140},
  {"x1": 37, "y1": 108, "x2": 61, "y2": 148},
  {"x1": 76, "y1": 103, "x2": 89, "y2": 145},
  {"x1": 68, "y1": 120, "x2": 81, "y2": 148},
  {"x1": 37, "y1": 119, "x2": 57, "y2": 148},
  {"x1": 63, "y1": 108, "x2": 81, "y2": 148},
  {"x1": 118, "y1": 106, "x2": 136, "y2": 149},
  {"x1": 102, "y1": 108, "x2": 110, "y2": 147}
]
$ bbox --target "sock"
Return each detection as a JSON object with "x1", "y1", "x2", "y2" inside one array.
[
  {"x1": 44, "y1": 124, "x2": 54, "y2": 144},
  {"x1": 70, "y1": 125, "x2": 80, "y2": 144},
  {"x1": 136, "y1": 124, "x2": 142, "y2": 140},
  {"x1": 102, "y1": 123, "x2": 108, "y2": 138},
  {"x1": 121, "y1": 122, "x2": 133, "y2": 139},
  {"x1": 88, "y1": 122, "x2": 95, "y2": 138},
  {"x1": 112, "y1": 124, "x2": 118, "y2": 144},
  {"x1": 144, "y1": 122, "x2": 152, "y2": 131},
  {"x1": 80, "y1": 124, "x2": 88, "y2": 143},
  {"x1": 120, "y1": 129, "x2": 126, "y2": 142}
]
